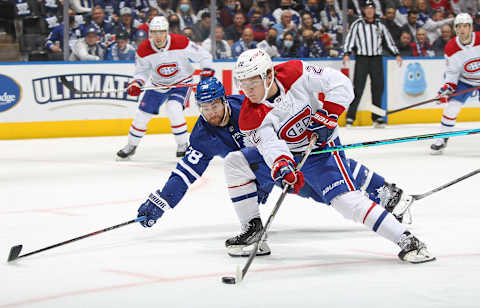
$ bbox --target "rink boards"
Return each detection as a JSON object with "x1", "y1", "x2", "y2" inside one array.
[{"x1": 0, "y1": 58, "x2": 479, "y2": 139}]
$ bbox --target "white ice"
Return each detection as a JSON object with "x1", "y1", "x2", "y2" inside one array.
[{"x1": 1, "y1": 122, "x2": 480, "y2": 308}]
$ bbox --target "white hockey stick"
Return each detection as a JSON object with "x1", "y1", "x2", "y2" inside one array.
[
  {"x1": 367, "y1": 104, "x2": 388, "y2": 117},
  {"x1": 60, "y1": 76, "x2": 197, "y2": 95}
]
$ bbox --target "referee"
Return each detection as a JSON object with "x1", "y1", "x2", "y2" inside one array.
[{"x1": 343, "y1": 0, "x2": 402, "y2": 127}]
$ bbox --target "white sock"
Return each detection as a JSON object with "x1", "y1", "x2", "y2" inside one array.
[{"x1": 165, "y1": 100, "x2": 188, "y2": 145}]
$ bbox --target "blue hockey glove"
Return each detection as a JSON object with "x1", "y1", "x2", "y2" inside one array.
[
  {"x1": 271, "y1": 157, "x2": 304, "y2": 194},
  {"x1": 137, "y1": 191, "x2": 170, "y2": 228},
  {"x1": 307, "y1": 110, "x2": 338, "y2": 146},
  {"x1": 199, "y1": 68, "x2": 215, "y2": 81}
]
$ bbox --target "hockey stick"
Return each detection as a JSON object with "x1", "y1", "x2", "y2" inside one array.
[
  {"x1": 311, "y1": 128, "x2": 480, "y2": 155},
  {"x1": 391, "y1": 168, "x2": 480, "y2": 219},
  {"x1": 222, "y1": 134, "x2": 318, "y2": 284},
  {"x1": 7, "y1": 216, "x2": 146, "y2": 263},
  {"x1": 59, "y1": 76, "x2": 196, "y2": 95},
  {"x1": 411, "y1": 168, "x2": 480, "y2": 201},
  {"x1": 371, "y1": 85, "x2": 480, "y2": 117}
]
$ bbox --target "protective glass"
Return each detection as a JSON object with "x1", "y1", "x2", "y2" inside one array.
[{"x1": 238, "y1": 77, "x2": 263, "y2": 89}]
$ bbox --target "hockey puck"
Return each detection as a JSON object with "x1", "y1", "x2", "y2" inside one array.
[{"x1": 221, "y1": 276, "x2": 236, "y2": 284}]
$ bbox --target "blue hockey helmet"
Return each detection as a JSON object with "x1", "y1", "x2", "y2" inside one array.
[
  {"x1": 195, "y1": 76, "x2": 226, "y2": 105},
  {"x1": 195, "y1": 77, "x2": 230, "y2": 126}
]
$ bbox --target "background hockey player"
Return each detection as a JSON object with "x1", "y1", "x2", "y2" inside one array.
[
  {"x1": 135, "y1": 77, "x2": 415, "y2": 258},
  {"x1": 234, "y1": 48, "x2": 435, "y2": 263},
  {"x1": 117, "y1": 16, "x2": 215, "y2": 159},
  {"x1": 431, "y1": 13, "x2": 480, "y2": 154}
]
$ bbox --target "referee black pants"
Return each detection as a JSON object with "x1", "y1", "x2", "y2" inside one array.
[{"x1": 346, "y1": 55, "x2": 384, "y2": 122}]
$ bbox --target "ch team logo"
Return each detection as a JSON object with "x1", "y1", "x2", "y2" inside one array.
[
  {"x1": 156, "y1": 63, "x2": 179, "y2": 78},
  {"x1": 464, "y1": 58, "x2": 480, "y2": 73},
  {"x1": 278, "y1": 106, "x2": 312, "y2": 143},
  {"x1": 0, "y1": 74, "x2": 22, "y2": 113}
]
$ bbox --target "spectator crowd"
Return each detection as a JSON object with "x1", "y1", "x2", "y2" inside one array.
[{"x1": 8, "y1": 0, "x2": 480, "y2": 61}]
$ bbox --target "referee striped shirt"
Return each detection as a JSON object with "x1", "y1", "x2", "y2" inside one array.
[{"x1": 344, "y1": 17, "x2": 399, "y2": 56}]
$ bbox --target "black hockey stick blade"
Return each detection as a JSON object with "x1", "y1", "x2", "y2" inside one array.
[
  {"x1": 6, "y1": 217, "x2": 145, "y2": 263},
  {"x1": 60, "y1": 76, "x2": 81, "y2": 94},
  {"x1": 7, "y1": 245, "x2": 23, "y2": 262}
]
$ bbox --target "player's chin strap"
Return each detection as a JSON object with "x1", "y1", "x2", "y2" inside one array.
[
  {"x1": 261, "y1": 70, "x2": 275, "y2": 102},
  {"x1": 219, "y1": 99, "x2": 231, "y2": 127}
]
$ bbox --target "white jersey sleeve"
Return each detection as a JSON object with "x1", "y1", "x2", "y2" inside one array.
[
  {"x1": 304, "y1": 65, "x2": 354, "y2": 112},
  {"x1": 133, "y1": 52, "x2": 151, "y2": 83},
  {"x1": 248, "y1": 121, "x2": 293, "y2": 168},
  {"x1": 444, "y1": 51, "x2": 462, "y2": 87},
  {"x1": 185, "y1": 40, "x2": 214, "y2": 69},
  {"x1": 70, "y1": 39, "x2": 100, "y2": 61}
]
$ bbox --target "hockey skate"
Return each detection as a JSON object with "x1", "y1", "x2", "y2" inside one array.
[
  {"x1": 373, "y1": 119, "x2": 386, "y2": 128},
  {"x1": 377, "y1": 183, "x2": 414, "y2": 224},
  {"x1": 346, "y1": 118, "x2": 354, "y2": 128},
  {"x1": 430, "y1": 138, "x2": 448, "y2": 155},
  {"x1": 225, "y1": 217, "x2": 271, "y2": 257},
  {"x1": 116, "y1": 144, "x2": 137, "y2": 160},
  {"x1": 397, "y1": 231, "x2": 436, "y2": 264},
  {"x1": 176, "y1": 143, "x2": 188, "y2": 158}
]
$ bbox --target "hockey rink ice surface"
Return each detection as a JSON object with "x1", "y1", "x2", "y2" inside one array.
[{"x1": 1, "y1": 122, "x2": 479, "y2": 308}]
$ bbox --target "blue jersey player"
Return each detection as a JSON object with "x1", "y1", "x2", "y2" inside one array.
[{"x1": 137, "y1": 77, "x2": 415, "y2": 257}]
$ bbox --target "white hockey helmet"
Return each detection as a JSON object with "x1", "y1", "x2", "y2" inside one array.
[
  {"x1": 454, "y1": 13, "x2": 472, "y2": 29},
  {"x1": 150, "y1": 16, "x2": 169, "y2": 33},
  {"x1": 234, "y1": 48, "x2": 274, "y2": 102},
  {"x1": 234, "y1": 48, "x2": 273, "y2": 81}
]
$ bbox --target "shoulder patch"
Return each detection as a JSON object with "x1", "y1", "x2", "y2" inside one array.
[
  {"x1": 444, "y1": 37, "x2": 462, "y2": 57},
  {"x1": 274, "y1": 60, "x2": 303, "y2": 93},
  {"x1": 239, "y1": 97, "x2": 273, "y2": 131},
  {"x1": 137, "y1": 40, "x2": 156, "y2": 58},
  {"x1": 168, "y1": 33, "x2": 189, "y2": 50}
]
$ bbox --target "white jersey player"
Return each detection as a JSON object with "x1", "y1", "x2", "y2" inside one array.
[
  {"x1": 233, "y1": 48, "x2": 435, "y2": 263},
  {"x1": 117, "y1": 16, "x2": 214, "y2": 159},
  {"x1": 431, "y1": 13, "x2": 480, "y2": 154}
]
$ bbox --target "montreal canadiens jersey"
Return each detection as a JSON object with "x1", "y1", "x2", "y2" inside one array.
[
  {"x1": 444, "y1": 32, "x2": 480, "y2": 87},
  {"x1": 134, "y1": 33, "x2": 213, "y2": 87},
  {"x1": 158, "y1": 95, "x2": 253, "y2": 207},
  {"x1": 239, "y1": 60, "x2": 354, "y2": 169}
]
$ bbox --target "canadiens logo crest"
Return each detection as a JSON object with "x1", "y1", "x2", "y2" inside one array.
[
  {"x1": 278, "y1": 106, "x2": 312, "y2": 143},
  {"x1": 464, "y1": 58, "x2": 480, "y2": 73},
  {"x1": 156, "y1": 63, "x2": 179, "y2": 78}
]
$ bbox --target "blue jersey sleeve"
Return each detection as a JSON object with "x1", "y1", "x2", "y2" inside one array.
[
  {"x1": 45, "y1": 25, "x2": 62, "y2": 49},
  {"x1": 158, "y1": 119, "x2": 220, "y2": 208}
]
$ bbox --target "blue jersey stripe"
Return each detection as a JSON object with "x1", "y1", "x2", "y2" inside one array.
[
  {"x1": 173, "y1": 130, "x2": 187, "y2": 136},
  {"x1": 373, "y1": 210, "x2": 388, "y2": 232},
  {"x1": 231, "y1": 192, "x2": 258, "y2": 203},
  {"x1": 440, "y1": 122, "x2": 456, "y2": 127},
  {"x1": 129, "y1": 132, "x2": 143, "y2": 138}
]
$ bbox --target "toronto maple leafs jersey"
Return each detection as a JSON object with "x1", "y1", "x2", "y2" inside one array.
[
  {"x1": 444, "y1": 32, "x2": 480, "y2": 87},
  {"x1": 238, "y1": 60, "x2": 354, "y2": 169},
  {"x1": 134, "y1": 33, "x2": 213, "y2": 88},
  {"x1": 158, "y1": 95, "x2": 253, "y2": 207}
]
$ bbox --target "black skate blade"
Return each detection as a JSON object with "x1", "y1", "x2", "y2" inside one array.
[{"x1": 7, "y1": 245, "x2": 23, "y2": 262}]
